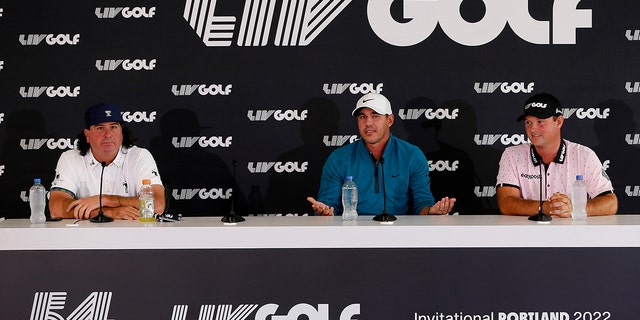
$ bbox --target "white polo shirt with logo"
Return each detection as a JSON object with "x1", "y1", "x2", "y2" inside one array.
[
  {"x1": 51, "y1": 146, "x2": 162, "y2": 199},
  {"x1": 496, "y1": 139, "x2": 613, "y2": 200}
]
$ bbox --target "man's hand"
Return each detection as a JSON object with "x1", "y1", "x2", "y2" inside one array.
[
  {"x1": 307, "y1": 197, "x2": 334, "y2": 216},
  {"x1": 424, "y1": 197, "x2": 457, "y2": 215},
  {"x1": 549, "y1": 192, "x2": 572, "y2": 218},
  {"x1": 67, "y1": 195, "x2": 140, "y2": 220},
  {"x1": 67, "y1": 195, "x2": 102, "y2": 219},
  {"x1": 104, "y1": 206, "x2": 140, "y2": 220}
]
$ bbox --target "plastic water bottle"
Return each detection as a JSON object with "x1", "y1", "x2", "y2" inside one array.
[
  {"x1": 571, "y1": 175, "x2": 587, "y2": 221},
  {"x1": 342, "y1": 176, "x2": 358, "y2": 221},
  {"x1": 29, "y1": 178, "x2": 46, "y2": 224},
  {"x1": 139, "y1": 179, "x2": 155, "y2": 222}
]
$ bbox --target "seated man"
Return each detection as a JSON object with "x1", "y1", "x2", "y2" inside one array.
[
  {"x1": 496, "y1": 92, "x2": 617, "y2": 217},
  {"x1": 49, "y1": 103, "x2": 165, "y2": 220},
  {"x1": 307, "y1": 93, "x2": 456, "y2": 216}
]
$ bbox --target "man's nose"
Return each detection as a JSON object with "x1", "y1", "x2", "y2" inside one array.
[{"x1": 103, "y1": 128, "x2": 114, "y2": 137}]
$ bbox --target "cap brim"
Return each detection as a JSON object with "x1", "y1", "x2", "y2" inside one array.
[
  {"x1": 86, "y1": 120, "x2": 125, "y2": 128},
  {"x1": 351, "y1": 106, "x2": 364, "y2": 117},
  {"x1": 516, "y1": 111, "x2": 555, "y2": 122},
  {"x1": 351, "y1": 106, "x2": 391, "y2": 117}
]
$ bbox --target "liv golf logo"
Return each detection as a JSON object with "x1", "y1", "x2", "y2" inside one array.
[
  {"x1": 183, "y1": 0, "x2": 352, "y2": 46},
  {"x1": 183, "y1": 0, "x2": 591, "y2": 47},
  {"x1": 171, "y1": 303, "x2": 360, "y2": 320}
]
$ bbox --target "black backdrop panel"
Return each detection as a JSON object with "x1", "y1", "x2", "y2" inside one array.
[
  {"x1": 1, "y1": 1, "x2": 639, "y2": 217},
  {"x1": 1, "y1": 248, "x2": 640, "y2": 319}
]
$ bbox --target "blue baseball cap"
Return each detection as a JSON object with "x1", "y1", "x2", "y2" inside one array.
[{"x1": 84, "y1": 103, "x2": 124, "y2": 128}]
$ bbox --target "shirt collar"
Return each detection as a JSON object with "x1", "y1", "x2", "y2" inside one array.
[
  {"x1": 359, "y1": 134, "x2": 395, "y2": 163},
  {"x1": 530, "y1": 139, "x2": 567, "y2": 166},
  {"x1": 381, "y1": 134, "x2": 395, "y2": 157},
  {"x1": 86, "y1": 146, "x2": 125, "y2": 168}
]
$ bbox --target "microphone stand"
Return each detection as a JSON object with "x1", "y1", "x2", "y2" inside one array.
[
  {"x1": 222, "y1": 160, "x2": 245, "y2": 223},
  {"x1": 528, "y1": 161, "x2": 552, "y2": 222},
  {"x1": 373, "y1": 157, "x2": 396, "y2": 222},
  {"x1": 91, "y1": 161, "x2": 113, "y2": 223}
]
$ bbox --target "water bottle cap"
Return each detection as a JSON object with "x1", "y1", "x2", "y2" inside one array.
[
  {"x1": 142, "y1": 179, "x2": 151, "y2": 184},
  {"x1": 345, "y1": 176, "x2": 353, "y2": 181},
  {"x1": 33, "y1": 178, "x2": 41, "y2": 183},
  {"x1": 576, "y1": 175, "x2": 583, "y2": 180}
]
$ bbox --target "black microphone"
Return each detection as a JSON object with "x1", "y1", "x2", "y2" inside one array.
[
  {"x1": 91, "y1": 161, "x2": 113, "y2": 223},
  {"x1": 222, "y1": 160, "x2": 245, "y2": 223},
  {"x1": 373, "y1": 157, "x2": 396, "y2": 222},
  {"x1": 528, "y1": 160, "x2": 552, "y2": 222}
]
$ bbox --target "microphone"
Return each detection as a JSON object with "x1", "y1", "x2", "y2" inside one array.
[
  {"x1": 373, "y1": 157, "x2": 396, "y2": 222},
  {"x1": 528, "y1": 160, "x2": 552, "y2": 223},
  {"x1": 91, "y1": 161, "x2": 114, "y2": 223},
  {"x1": 222, "y1": 160, "x2": 245, "y2": 223}
]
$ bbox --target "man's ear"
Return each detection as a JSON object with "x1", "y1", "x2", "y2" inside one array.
[{"x1": 556, "y1": 115, "x2": 564, "y2": 129}]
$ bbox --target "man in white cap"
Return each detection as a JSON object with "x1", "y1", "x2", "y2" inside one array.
[
  {"x1": 49, "y1": 103, "x2": 165, "y2": 220},
  {"x1": 496, "y1": 92, "x2": 617, "y2": 217},
  {"x1": 307, "y1": 93, "x2": 456, "y2": 216}
]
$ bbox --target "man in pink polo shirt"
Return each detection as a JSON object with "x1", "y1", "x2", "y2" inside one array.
[{"x1": 496, "y1": 92, "x2": 617, "y2": 217}]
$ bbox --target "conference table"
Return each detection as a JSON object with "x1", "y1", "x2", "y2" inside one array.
[{"x1": 2, "y1": 215, "x2": 639, "y2": 319}]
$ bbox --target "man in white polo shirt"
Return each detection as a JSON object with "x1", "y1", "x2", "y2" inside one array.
[
  {"x1": 496, "y1": 92, "x2": 617, "y2": 217},
  {"x1": 49, "y1": 103, "x2": 165, "y2": 220}
]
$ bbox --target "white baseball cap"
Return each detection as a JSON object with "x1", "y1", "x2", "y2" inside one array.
[{"x1": 351, "y1": 93, "x2": 393, "y2": 116}]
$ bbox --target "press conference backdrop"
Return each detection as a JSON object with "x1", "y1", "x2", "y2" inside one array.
[{"x1": 0, "y1": 1, "x2": 639, "y2": 217}]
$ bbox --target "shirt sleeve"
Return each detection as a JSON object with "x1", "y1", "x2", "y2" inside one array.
[
  {"x1": 50, "y1": 151, "x2": 81, "y2": 198},
  {"x1": 580, "y1": 147, "x2": 614, "y2": 198},
  {"x1": 131, "y1": 148, "x2": 163, "y2": 194},
  {"x1": 409, "y1": 147, "x2": 435, "y2": 214},
  {"x1": 317, "y1": 151, "x2": 345, "y2": 214},
  {"x1": 496, "y1": 147, "x2": 520, "y2": 188}
]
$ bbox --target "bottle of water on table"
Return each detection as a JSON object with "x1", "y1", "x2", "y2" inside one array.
[
  {"x1": 139, "y1": 179, "x2": 155, "y2": 222},
  {"x1": 29, "y1": 178, "x2": 46, "y2": 224},
  {"x1": 342, "y1": 176, "x2": 358, "y2": 221},
  {"x1": 571, "y1": 175, "x2": 587, "y2": 221}
]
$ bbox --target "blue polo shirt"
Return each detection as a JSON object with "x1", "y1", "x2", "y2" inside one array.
[{"x1": 317, "y1": 134, "x2": 435, "y2": 215}]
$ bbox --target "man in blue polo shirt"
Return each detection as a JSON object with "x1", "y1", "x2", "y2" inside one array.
[{"x1": 307, "y1": 93, "x2": 456, "y2": 216}]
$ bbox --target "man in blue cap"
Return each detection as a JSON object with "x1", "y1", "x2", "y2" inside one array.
[{"x1": 49, "y1": 103, "x2": 165, "y2": 220}]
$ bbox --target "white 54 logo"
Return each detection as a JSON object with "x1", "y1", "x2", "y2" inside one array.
[{"x1": 30, "y1": 292, "x2": 112, "y2": 320}]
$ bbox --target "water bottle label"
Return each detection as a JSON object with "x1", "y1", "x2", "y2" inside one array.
[
  {"x1": 144, "y1": 200, "x2": 154, "y2": 213},
  {"x1": 139, "y1": 198, "x2": 155, "y2": 221}
]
